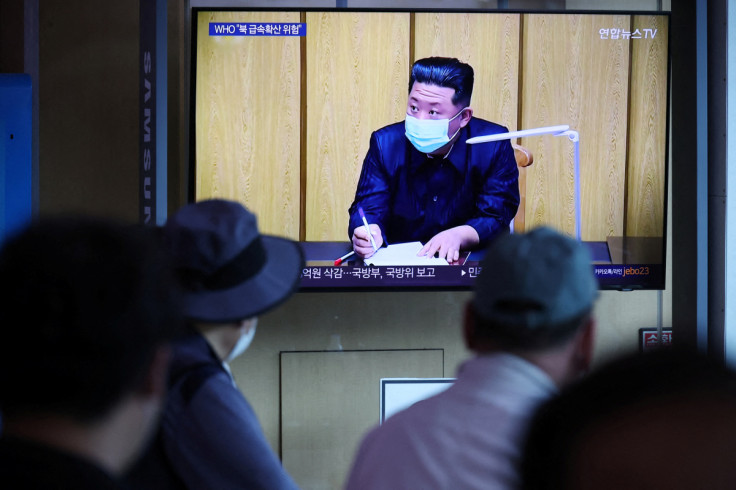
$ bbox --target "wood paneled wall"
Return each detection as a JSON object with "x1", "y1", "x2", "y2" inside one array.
[
  {"x1": 522, "y1": 14, "x2": 631, "y2": 240},
  {"x1": 413, "y1": 13, "x2": 520, "y2": 132},
  {"x1": 304, "y1": 12, "x2": 410, "y2": 240},
  {"x1": 626, "y1": 15, "x2": 668, "y2": 236},
  {"x1": 195, "y1": 11, "x2": 668, "y2": 242},
  {"x1": 195, "y1": 11, "x2": 301, "y2": 238}
]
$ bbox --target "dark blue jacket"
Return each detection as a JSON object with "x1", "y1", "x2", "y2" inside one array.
[
  {"x1": 348, "y1": 118, "x2": 519, "y2": 248},
  {"x1": 127, "y1": 333, "x2": 298, "y2": 490}
]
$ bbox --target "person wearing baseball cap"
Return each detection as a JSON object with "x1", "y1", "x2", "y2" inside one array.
[
  {"x1": 346, "y1": 226, "x2": 597, "y2": 490},
  {"x1": 127, "y1": 199, "x2": 303, "y2": 490}
]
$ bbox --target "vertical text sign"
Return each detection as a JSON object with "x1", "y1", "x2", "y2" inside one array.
[{"x1": 140, "y1": 0, "x2": 156, "y2": 224}]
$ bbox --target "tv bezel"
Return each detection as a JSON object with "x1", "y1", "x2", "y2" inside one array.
[{"x1": 188, "y1": 6, "x2": 672, "y2": 293}]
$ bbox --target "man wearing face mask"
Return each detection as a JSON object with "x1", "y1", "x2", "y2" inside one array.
[
  {"x1": 349, "y1": 57, "x2": 519, "y2": 262},
  {"x1": 126, "y1": 199, "x2": 303, "y2": 489}
]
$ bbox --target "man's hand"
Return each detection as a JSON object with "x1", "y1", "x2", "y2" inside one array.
[
  {"x1": 418, "y1": 225, "x2": 480, "y2": 263},
  {"x1": 352, "y1": 224, "x2": 384, "y2": 258}
]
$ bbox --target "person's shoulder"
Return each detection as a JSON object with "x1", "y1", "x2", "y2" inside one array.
[
  {"x1": 371, "y1": 121, "x2": 405, "y2": 142},
  {"x1": 0, "y1": 437, "x2": 122, "y2": 489},
  {"x1": 164, "y1": 339, "x2": 235, "y2": 413},
  {"x1": 348, "y1": 396, "x2": 452, "y2": 486},
  {"x1": 162, "y1": 367, "x2": 255, "y2": 440},
  {"x1": 467, "y1": 117, "x2": 510, "y2": 135},
  {"x1": 373, "y1": 120, "x2": 404, "y2": 135},
  {"x1": 369, "y1": 121, "x2": 407, "y2": 155},
  {"x1": 352, "y1": 404, "x2": 427, "y2": 470},
  {"x1": 190, "y1": 368, "x2": 244, "y2": 406}
]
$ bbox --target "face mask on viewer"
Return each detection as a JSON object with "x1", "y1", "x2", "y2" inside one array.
[
  {"x1": 404, "y1": 107, "x2": 468, "y2": 154},
  {"x1": 224, "y1": 318, "x2": 258, "y2": 363}
]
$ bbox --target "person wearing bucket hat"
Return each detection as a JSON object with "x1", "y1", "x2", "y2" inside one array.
[
  {"x1": 126, "y1": 200, "x2": 303, "y2": 490},
  {"x1": 346, "y1": 226, "x2": 597, "y2": 490}
]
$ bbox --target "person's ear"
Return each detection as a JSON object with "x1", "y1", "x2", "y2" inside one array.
[
  {"x1": 573, "y1": 316, "x2": 596, "y2": 375},
  {"x1": 139, "y1": 345, "x2": 171, "y2": 398},
  {"x1": 459, "y1": 107, "x2": 473, "y2": 128}
]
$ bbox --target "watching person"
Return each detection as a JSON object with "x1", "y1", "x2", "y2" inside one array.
[
  {"x1": 126, "y1": 199, "x2": 304, "y2": 489},
  {"x1": 348, "y1": 56, "x2": 519, "y2": 262},
  {"x1": 0, "y1": 217, "x2": 184, "y2": 489},
  {"x1": 521, "y1": 348, "x2": 736, "y2": 490},
  {"x1": 345, "y1": 226, "x2": 597, "y2": 490}
]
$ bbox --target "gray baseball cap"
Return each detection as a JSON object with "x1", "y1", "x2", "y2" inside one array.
[{"x1": 472, "y1": 227, "x2": 598, "y2": 329}]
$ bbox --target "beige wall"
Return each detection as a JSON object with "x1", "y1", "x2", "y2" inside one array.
[{"x1": 230, "y1": 284, "x2": 670, "y2": 488}]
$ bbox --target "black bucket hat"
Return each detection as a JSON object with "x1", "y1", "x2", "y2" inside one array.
[{"x1": 163, "y1": 199, "x2": 304, "y2": 323}]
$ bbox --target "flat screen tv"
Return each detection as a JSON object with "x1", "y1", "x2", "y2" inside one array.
[{"x1": 190, "y1": 8, "x2": 669, "y2": 291}]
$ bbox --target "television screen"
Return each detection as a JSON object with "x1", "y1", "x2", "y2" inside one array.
[{"x1": 190, "y1": 8, "x2": 669, "y2": 291}]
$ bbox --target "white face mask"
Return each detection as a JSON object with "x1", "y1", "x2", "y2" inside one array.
[
  {"x1": 224, "y1": 319, "x2": 257, "y2": 363},
  {"x1": 404, "y1": 107, "x2": 467, "y2": 153}
]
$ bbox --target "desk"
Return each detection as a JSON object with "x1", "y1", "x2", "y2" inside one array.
[
  {"x1": 297, "y1": 237, "x2": 664, "y2": 290},
  {"x1": 299, "y1": 241, "x2": 488, "y2": 290}
]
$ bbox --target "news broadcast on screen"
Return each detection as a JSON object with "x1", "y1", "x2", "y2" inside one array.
[{"x1": 191, "y1": 8, "x2": 669, "y2": 291}]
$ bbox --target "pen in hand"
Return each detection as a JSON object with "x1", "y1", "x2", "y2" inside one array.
[
  {"x1": 334, "y1": 250, "x2": 355, "y2": 266},
  {"x1": 358, "y1": 207, "x2": 379, "y2": 252}
]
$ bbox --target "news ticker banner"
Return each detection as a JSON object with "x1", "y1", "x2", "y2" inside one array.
[{"x1": 299, "y1": 263, "x2": 664, "y2": 289}]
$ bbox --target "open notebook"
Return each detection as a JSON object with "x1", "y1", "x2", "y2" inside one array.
[{"x1": 363, "y1": 242, "x2": 449, "y2": 266}]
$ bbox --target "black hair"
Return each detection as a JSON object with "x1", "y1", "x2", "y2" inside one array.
[
  {"x1": 409, "y1": 57, "x2": 474, "y2": 107},
  {"x1": 469, "y1": 301, "x2": 592, "y2": 351},
  {"x1": 0, "y1": 216, "x2": 185, "y2": 422},
  {"x1": 520, "y1": 349, "x2": 736, "y2": 490}
]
